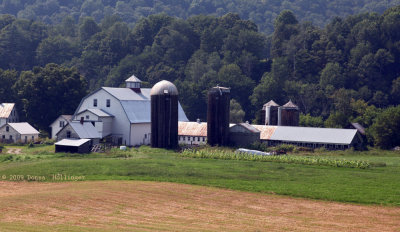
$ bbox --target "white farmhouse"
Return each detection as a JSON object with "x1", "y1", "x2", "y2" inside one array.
[
  {"x1": 71, "y1": 75, "x2": 188, "y2": 146},
  {"x1": 49, "y1": 115, "x2": 72, "y2": 139},
  {"x1": 0, "y1": 122, "x2": 39, "y2": 143},
  {"x1": 0, "y1": 103, "x2": 19, "y2": 127}
]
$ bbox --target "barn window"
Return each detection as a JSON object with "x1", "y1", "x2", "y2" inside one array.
[
  {"x1": 197, "y1": 137, "x2": 200, "y2": 141},
  {"x1": 106, "y1": 99, "x2": 110, "y2": 107},
  {"x1": 32, "y1": 136, "x2": 34, "y2": 140},
  {"x1": 2, "y1": 135, "x2": 5, "y2": 139},
  {"x1": 9, "y1": 135, "x2": 12, "y2": 140},
  {"x1": 93, "y1": 99, "x2": 97, "y2": 107},
  {"x1": 66, "y1": 131, "x2": 71, "y2": 138},
  {"x1": 6, "y1": 126, "x2": 9, "y2": 132},
  {"x1": 183, "y1": 136, "x2": 185, "y2": 141},
  {"x1": 203, "y1": 137, "x2": 205, "y2": 142},
  {"x1": 59, "y1": 121, "x2": 64, "y2": 128},
  {"x1": 86, "y1": 115, "x2": 89, "y2": 119}
]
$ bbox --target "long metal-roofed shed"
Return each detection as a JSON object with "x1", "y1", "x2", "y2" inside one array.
[
  {"x1": 55, "y1": 139, "x2": 91, "y2": 153},
  {"x1": 253, "y1": 125, "x2": 362, "y2": 150}
]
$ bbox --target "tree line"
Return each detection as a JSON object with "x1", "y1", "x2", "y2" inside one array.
[
  {"x1": 0, "y1": 6, "x2": 399, "y2": 148},
  {"x1": 1, "y1": 0, "x2": 399, "y2": 34}
]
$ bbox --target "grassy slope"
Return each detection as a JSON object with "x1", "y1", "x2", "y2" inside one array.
[{"x1": 0, "y1": 145, "x2": 399, "y2": 205}]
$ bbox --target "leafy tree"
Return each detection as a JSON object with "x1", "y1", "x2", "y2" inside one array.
[
  {"x1": 230, "y1": 99, "x2": 245, "y2": 123},
  {"x1": 369, "y1": 106, "x2": 400, "y2": 149},
  {"x1": 13, "y1": 64, "x2": 87, "y2": 131},
  {"x1": 299, "y1": 113, "x2": 324, "y2": 127}
]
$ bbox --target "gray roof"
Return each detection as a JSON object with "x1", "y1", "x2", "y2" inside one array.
[
  {"x1": 7, "y1": 123, "x2": 39, "y2": 135},
  {"x1": 78, "y1": 109, "x2": 113, "y2": 117},
  {"x1": 55, "y1": 138, "x2": 91, "y2": 147},
  {"x1": 125, "y1": 74, "x2": 142, "y2": 82},
  {"x1": 150, "y1": 80, "x2": 178, "y2": 96},
  {"x1": 68, "y1": 122, "x2": 102, "y2": 139},
  {"x1": 102, "y1": 87, "x2": 151, "y2": 101},
  {"x1": 103, "y1": 87, "x2": 188, "y2": 123},
  {"x1": 75, "y1": 87, "x2": 189, "y2": 124},
  {"x1": 263, "y1": 100, "x2": 279, "y2": 110},
  {"x1": 61, "y1": 115, "x2": 73, "y2": 122},
  {"x1": 269, "y1": 126, "x2": 358, "y2": 145}
]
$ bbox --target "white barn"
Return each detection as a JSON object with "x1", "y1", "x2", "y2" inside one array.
[
  {"x1": 0, "y1": 122, "x2": 39, "y2": 143},
  {"x1": 71, "y1": 75, "x2": 188, "y2": 146},
  {"x1": 0, "y1": 103, "x2": 19, "y2": 127}
]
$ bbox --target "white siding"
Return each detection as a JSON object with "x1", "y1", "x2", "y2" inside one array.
[
  {"x1": 50, "y1": 116, "x2": 69, "y2": 139},
  {"x1": 0, "y1": 125, "x2": 38, "y2": 143},
  {"x1": 130, "y1": 123, "x2": 151, "y2": 146},
  {"x1": 178, "y1": 135, "x2": 207, "y2": 145},
  {"x1": 76, "y1": 89, "x2": 131, "y2": 145}
]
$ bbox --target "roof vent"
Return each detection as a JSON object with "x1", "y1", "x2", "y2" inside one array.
[{"x1": 125, "y1": 74, "x2": 142, "y2": 92}]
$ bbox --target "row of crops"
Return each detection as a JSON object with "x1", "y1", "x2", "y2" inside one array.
[{"x1": 180, "y1": 148, "x2": 372, "y2": 169}]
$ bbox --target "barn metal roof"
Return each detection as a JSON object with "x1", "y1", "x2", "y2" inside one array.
[
  {"x1": 270, "y1": 126, "x2": 357, "y2": 145},
  {"x1": 252, "y1": 125, "x2": 277, "y2": 140},
  {"x1": 230, "y1": 123, "x2": 260, "y2": 133},
  {"x1": 0, "y1": 103, "x2": 15, "y2": 118},
  {"x1": 68, "y1": 122, "x2": 102, "y2": 139},
  {"x1": 7, "y1": 123, "x2": 39, "y2": 135},
  {"x1": 178, "y1": 121, "x2": 207, "y2": 136},
  {"x1": 55, "y1": 139, "x2": 91, "y2": 147},
  {"x1": 77, "y1": 109, "x2": 113, "y2": 117},
  {"x1": 91, "y1": 87, "x2": 188, "y2": 123},
  {"x1": 102, "y1": 87, "x2": 151, "y2": 101},
  {"x1": 125, "y1": 74, "x2": 142, "y2": 82}
]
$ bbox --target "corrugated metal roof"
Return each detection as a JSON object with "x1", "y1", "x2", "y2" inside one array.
[
  {"x1": 252, "y1": 125, "x2": 277, "y2": 140},
  {"x1": 282, "y1": 100, "x2": 299, "y2": 108},
  {"x1": 270, "y1": 126, "x2": 357, "y2": 145},
  {"x1": 7, "y1": 123, "x2": 39, "y2": 135},
  {"x1": 100, "y1": 87, "x2": 188, "y2": 123},
  {"x1": 69, "y1": 122, "x2": 101, "y2": 139},
  {"x1": 351, "y1": 122, "x2": 365, "y2": 135},
  {"x1": 125, "y1": 74, "x2": 141, "y2": 82},
  {"x1": 102, "y1": 87, "x2": 151, "y2": 101},
  {"x1": 0, "y1": 103, "x2": 15, "y2": 118},
  {"x1": 231, "y1": 123, "x2": 260, "y2": 133},
  {"x1": 55, "y1": 139, "x2": 91, "y2": 147},
  {"x1": 121, "y1": 100, "x2": 188, "y2": 123},
  {"x1": 178, "y1": 121, "x2": 207, "y2": 136},
  {"x1": 77, "y1": 109, "x2": 113, "y2": 117}
]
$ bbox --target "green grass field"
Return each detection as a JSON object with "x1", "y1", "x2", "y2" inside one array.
[{"x1": 1, "y1": 145, "x2": 400, "y2": 205}]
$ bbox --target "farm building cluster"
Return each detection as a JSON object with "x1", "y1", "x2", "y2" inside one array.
[
  {"x1": 0, "y1": 103, "x2": 39, "y2": 144},
  {"x1": 0, "y1": 73, "x2": 363, "y2": 151},
  {"x1": 46, "y1": 74, "x2": 363, "y2": 153}
]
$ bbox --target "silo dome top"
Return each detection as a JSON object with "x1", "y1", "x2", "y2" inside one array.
[{"x1": 150, "y1": 80, "x2": 178, "y2": 96}]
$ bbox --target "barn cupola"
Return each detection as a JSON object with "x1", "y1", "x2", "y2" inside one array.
[{"x1": 125, "y1": 74, "x2": 142, "y2": 92}]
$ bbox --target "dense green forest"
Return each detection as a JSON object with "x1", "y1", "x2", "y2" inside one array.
[
  {"x1": 1, "y1": 0, "x2": 400, "y2": 34},
  {"x1": 0, "y1": 5, "x2": 399, "y2": 148}
]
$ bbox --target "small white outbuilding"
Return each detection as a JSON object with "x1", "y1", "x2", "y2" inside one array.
[{"x1": 0, "y1": 122, "x2": 39, "y2": 143}]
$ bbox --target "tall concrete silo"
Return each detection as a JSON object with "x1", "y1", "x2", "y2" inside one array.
[
  {"x1": 150, "y1": 80, "x2": 179, "y2": 149},
  {"x1": 207, "y1": 86, "x2": 230, "y2": 146},
  {"x1": 263, "y1": 100, "x2": 279, "y2": 125},
  {"x1": 278, "y1": 100, "x2": 299, "y2": 126}
]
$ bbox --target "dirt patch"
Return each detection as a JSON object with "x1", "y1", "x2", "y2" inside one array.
[
  {"x1": 6, "y1": 148, "x2": 22, "y2": 154},
  {"x1": 0, "y1": 181, "x2": 399, "y2": 231}
]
